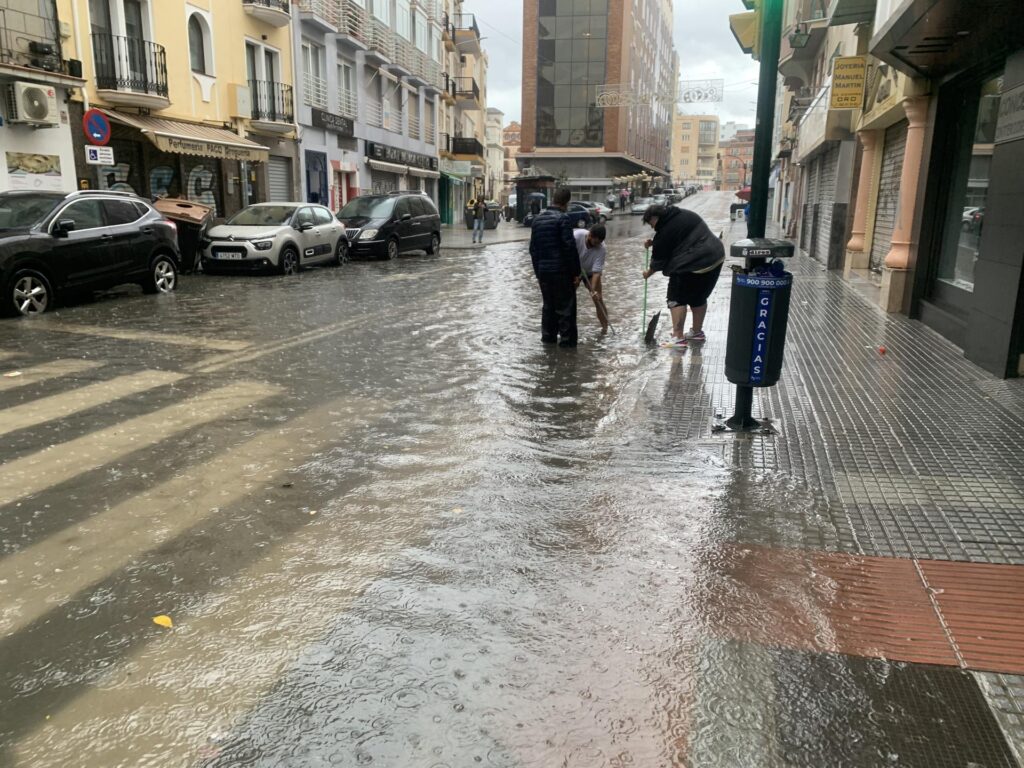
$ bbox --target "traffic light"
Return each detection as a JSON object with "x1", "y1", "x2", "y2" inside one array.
[{"x1": 729, "y1": 0, "x2": 762, "y2": 61}]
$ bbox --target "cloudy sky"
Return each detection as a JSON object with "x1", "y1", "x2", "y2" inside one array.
[{"x1": 462, "y1": 0, "x2": 761, "y2": 128}]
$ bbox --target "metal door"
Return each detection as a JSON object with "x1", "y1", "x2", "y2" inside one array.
[
  {"x1": 267, "y1": 157, "x2": 292, "y2": 202},
  {"x1": 870, "y1": 119, "x2": 907, "y2": 272},
  {"x1": 815, "y1": 146, "x2": 840, "y2": 265}
]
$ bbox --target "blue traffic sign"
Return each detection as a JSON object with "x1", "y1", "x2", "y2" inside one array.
[{"x1": 82, "y1": 108, "x2": 111, "y2": 146}]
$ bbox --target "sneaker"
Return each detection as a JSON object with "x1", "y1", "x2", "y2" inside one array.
[
  {"x1": 684, "y1": 329, "x2": 706, "y2": 342},
  {"x1": 660, "y1": 337, "x2": 688, "y2": 349}
]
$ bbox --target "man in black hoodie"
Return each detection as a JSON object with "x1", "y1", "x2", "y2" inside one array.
[
  {"x1": 641, "y1": 204, "x2": 725, "y2": 349},
  {"x1": 530, "y1": 187, "x2": 581, "y2": 347}
]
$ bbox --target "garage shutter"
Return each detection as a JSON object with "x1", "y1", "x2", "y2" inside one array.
[
  {"x1": 815, "y1": 146, "x2": 840, "y2": 265},
  {"x1": 870, "y1": 119, "x2": 907, "y2": 272},
  {"x1": 267, "y1": 157, "x2": 292, "y2": 202},
  {"x1": 801, "y1": 157, "x2": 820, "y2": 252}
]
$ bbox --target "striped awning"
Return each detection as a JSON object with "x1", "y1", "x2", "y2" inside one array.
[
  {"x1": 367, "y1": 159, "x2": 408, "y2": 175},
  {"x1": 101, "y1": 110, "x2": 269, "y2": 163},
  {"x1": 408, "y1": 167, "x2": 440, "y2": 179}
]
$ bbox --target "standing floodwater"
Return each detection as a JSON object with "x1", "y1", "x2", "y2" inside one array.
[{"x1": 0, "y1": 193, "x2": 1019, "y2": 768}]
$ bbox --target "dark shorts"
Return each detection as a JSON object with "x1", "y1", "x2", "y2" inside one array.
[{"x1": 666, "y1": 264, "x2": 723, "y2": 308}]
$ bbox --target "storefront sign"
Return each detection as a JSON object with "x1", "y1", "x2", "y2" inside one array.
[
  {"x1": 310, "y1": 108, "x2": 354, "y2": 138},
  {"x1": 830, "y1": 57, "x2": 866, "y2": 110},
  {"x1": 154, "y1": 135, "x2": 267, "y2": 163},
  {"x1": 995, "y1": 83, "x2": 1024, "y2": 146},
  {"x1": 366, "y1": 142, "x2": 438, "y2": 171},
  {"x1": 439, "y1": 158, "x2": 471, "y2": 176},
  {"x1": 85, "y1": 146, "x2": 115, "y2": 165}
]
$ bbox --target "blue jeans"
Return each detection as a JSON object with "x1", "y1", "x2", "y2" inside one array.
[{"x1": 473, "y1": 218, "x2": 484, "y2": 241}]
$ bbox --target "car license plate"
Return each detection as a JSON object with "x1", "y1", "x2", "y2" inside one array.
[{"x1": 214, "y1": 251, "x2": 243, "y2": 260}]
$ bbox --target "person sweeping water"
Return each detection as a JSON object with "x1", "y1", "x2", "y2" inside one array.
[
  {"x1": 573, "y1": 223, "x2": 609, "y2": 333},
  {"x1": 640, "y1": 204, "x2": 725, "y2": 349}
]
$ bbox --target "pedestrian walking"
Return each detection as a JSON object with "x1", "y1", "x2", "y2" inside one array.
[
  {"x1": 640, "y1": 204, "x2": 725, "y2": 349},
  {"x1": 470, "y1": 198, "x2": 486, "y2": 243},
  {"x1": 530, "y1": 187, "x2": 581, "y2": 347},
  {"x1": 619, "y1": 188, "x2": 629, "y2": 211},
  {"x1": 574, "y1": 223, "x2": 609, "y2": 333},
  {"x1": 606, "y1": 190, "x2": 617, "y2": 213}
]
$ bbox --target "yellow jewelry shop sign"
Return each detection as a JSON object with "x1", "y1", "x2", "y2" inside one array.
[{"x1": 831, "y1": 56, "x2": 867, "y2": 110}]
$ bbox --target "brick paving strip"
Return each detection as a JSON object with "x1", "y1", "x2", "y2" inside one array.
[{"x1": 698, "y1": 543, "x2": 1024, "y2": 675}]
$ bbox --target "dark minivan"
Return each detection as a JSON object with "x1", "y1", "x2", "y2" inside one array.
[
  {"x1": 337, "y1": 193, "x2": 441, "y2": 260},
  {"x1": 0, "y1": 190, "x2": 180, "y2": 317}
]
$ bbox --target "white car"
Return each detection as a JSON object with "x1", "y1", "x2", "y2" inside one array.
[{"x1": 631, "y1": 197, "x2": 654, "y2": 215}]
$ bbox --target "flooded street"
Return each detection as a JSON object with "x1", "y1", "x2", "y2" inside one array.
[{"x1": 1, "y1": 193, "x2": 1020, "y2": 767}]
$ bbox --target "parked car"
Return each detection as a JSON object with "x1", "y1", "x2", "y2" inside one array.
[
  {"x1": 578, "y1": 201, "x2": 612, "y2": 222},
  {"x1": 567, "y1": 202, "x2": 597, "y2": 228},
  {"x1": 631, "y1": 197, "x2": 655, "y2": 215},
  {"x1": 202, "y1": 203, "x2": 346, "y2": 275},
  {"x1": 962, "y1": 207, "x2": 979, "y2": 230},
  {"x1": 0, "y1": 190, "x2": 180, "y2": 317},
  {"x1": 338, "y1": 193, "x2": 441, "y2": 260},
  {"x1": 652, "y1": 194, "x2": 668, "y2": 207}
]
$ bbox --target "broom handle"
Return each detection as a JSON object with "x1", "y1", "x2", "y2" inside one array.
[{"x1": 642, "y1": 246, "x2": 650, "y2": 334}]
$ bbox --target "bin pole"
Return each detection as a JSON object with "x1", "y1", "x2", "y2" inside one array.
[{"x1": 726, "y1": 0, "x2": 783, "y2": 431}]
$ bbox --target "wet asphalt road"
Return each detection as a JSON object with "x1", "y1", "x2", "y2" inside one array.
[{"x1": 1, "y1": 193, "x2": 1014, "y2": 768}]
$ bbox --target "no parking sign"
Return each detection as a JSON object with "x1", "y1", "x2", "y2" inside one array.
[{"x1": 82, "y1": 108, "x2": 111, "y2": 146}]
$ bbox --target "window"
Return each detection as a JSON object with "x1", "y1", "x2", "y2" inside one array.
[
  {"x1": 102, "y1": 199, "x2": 143, "y2": 225},
  {"x1": 431, "y1": 25, "x2": 441, "y2": 62},
  {"x1": 371, "y1": 0, "x2": 389, "y2": 25},
  {"x1": 295, "y1": 207, "x2": 315, "y2": 227},
  {"x1": 313, "y1": 207, "x2": 334, "y2": 226},
  {"x1": 395, "y1": 197, "x2": 412, "y2": 217},
  {"x1": 188, "y1": 14, "x2": 207, "y2": 74},
  {"x1": 415, "y1": 11, "x2": 428, "y2": 53},
  {"x1": 55, "y1": 200, "x2": 104, "y2": 231},
  {"x1": 396, "y1": 0, "x2": 411, "y2": 39},
  {"x1": 408, "y1": 196, "x2": 427, "y2": 216},
  {"x1": 535, "y1": 1, "x2": 606, "y2": 148}
]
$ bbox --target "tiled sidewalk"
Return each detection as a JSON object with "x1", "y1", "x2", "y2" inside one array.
[{"x1": 646, "y1": 199, "x2": 1024, "y2": 761}]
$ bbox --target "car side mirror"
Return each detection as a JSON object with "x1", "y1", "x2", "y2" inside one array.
[
  {"x1": 54, "y1": 219, "x2": 75, "y2": 237},
  {"x1": 297, "y1": 221, "x2": 313, "y2": 231},
  {"x1": 401, "y1": 213, "x2": 412, "y2": 221}
]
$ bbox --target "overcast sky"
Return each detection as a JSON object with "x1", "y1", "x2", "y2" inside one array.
[{"x1": 462, "y1": 0, "x2": 761, "y2": 128}]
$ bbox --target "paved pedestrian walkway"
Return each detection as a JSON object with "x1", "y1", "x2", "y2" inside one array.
[
  {"x1": 441, "y1": 220, "x2": 532, "y2": 249},
  {"x1": 647, "y1": 192, "x2": 1024, "y2": 762}
]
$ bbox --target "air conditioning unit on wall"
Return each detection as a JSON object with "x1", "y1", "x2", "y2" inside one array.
[{"x1": 5, "y1": 82, "x2": 59, "y2": 126}]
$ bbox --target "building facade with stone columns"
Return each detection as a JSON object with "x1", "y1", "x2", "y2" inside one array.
[{"x1": 739, "y1": 0, "x2": 1024, "y2": 378}]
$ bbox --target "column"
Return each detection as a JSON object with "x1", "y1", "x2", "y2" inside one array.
[
  {"x1": 845, "y1": 129, "x2": 880, "y2": 255},
  {"x1": 879, "y1": 96, "x2": 929, "y2": 313}
]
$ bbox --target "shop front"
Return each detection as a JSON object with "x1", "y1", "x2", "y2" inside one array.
[
  {"x1": 70, "y1": 108, "x2": 269, "y2": 219},
  {"x1": 439, "y1": 159, "x2": 470, "y2": 226},
  {"x1": 299, "y1": 108, "x2": 358, "y2": 209},
  {"x1": 873, "y1": 0, "x2": 1024, "y2": 376},
  {"x1": 364, "y1": 142, "x2": 439, "y2": 199}
]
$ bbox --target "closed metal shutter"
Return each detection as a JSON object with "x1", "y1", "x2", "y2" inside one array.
[
  {"x1": 815, "y1": 146, "x2": 840, "y2": 264},
  {"x1": 870, "y1": 119, "x2": 907, "y2": 272},
  {"x1": 267, "y1": 157, "x2": 292, "y2": 202},
  {"x1": 801, "y1": 158, "x2": 820, "y2": 251}
]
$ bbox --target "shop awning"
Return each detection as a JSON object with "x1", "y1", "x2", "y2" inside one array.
[
  {"x1": 368, "y1": 159, "x2": 408, "y2": 175},
  {"x1": 440, "y1": 171, "x2": 465, "y2": 185},
  {"x1": 101, "y1": 110, "x2": 268, "y2": 163},
  {"x1": 408, "y1": 167, "x2": 440, "y2": 179}
]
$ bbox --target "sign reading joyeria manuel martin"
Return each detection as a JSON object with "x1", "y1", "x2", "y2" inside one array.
[{"x1": 830, "y1": 56, "x2": 866, "y2": 110}]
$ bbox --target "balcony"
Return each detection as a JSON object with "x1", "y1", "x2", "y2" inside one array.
[
  {"x1": 249, "y1": 79, "x2": 294, "y2": 132},
  {"x1": 424, "y1": 121, "x2": 436, "y2": 146},
  {"x1": 242, "y1": 0, "x2": 291, "y2": 28},
  {"x1": 366, "y1": 19, "x2": 394, "y2": 64},
  {"x1": 366, "y1": 101, "x2": 384, "y2": 128},
  {"x1": 450, "y1": 136, "x2": 484, "y2": 159},
  {"x1": 303, "y1": 71, "x2": 328, "y2": 109},
  {"x1": 92, "y1": 33, "x2": 168, "y2": 109},
  {"x1": 408, "y1": 114, "x2": 420, "y2": 141},
  {"x1": 338, "y1": 0, "x2": 369, "y2": 48},
  {"x1": 453, "y1": 76, "x2": 480, "y2": 107},
  {"x1": 778, "y1": 0, "x2": 830, "y2": 89},
  {"x1": 390, "y1": 38, "x2": 416, "y2": 77},
  {"x1": 297, "y1": 0, "x2": 339, "y2": 32},
  {"x1": 440, "y1": 72, "x2": 456, "y2": 104},
  {"x1": 439, "y1": 131, "x2": 452, "y2": 157},
  {"x1": 441, "y1": 12, "x2": 455, "y2": 51},
  {"x1": 337, "y1": 87, "x2": 358, "y2": 119},
  {"x1": 452, "y1": 13, "x2": 481, "y2": 55}
]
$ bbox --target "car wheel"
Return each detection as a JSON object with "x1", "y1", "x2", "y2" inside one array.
[
  {"x1": 600, "y1": 215, "x2": 608, "y2": 223},
  {"x1": 425, "y1": 234, "x2": 439, "y2": 255},
  {"x1": 279, "y1": 246, "x2": 299, "y2": 275},
  {"x1": 143, "y1": 254, "x2": 178, "y2": 294},
  {"x1": 7, "y1": 269, "x2": 53, "y2": 317},
  {"x1": 334, "y1": 239, "x2": 349, "y2": 267},
  {"x1": 385, "y1": 238, "x2": 399, "y2": 261}
]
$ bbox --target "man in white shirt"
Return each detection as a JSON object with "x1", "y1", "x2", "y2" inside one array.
[{"x1": 574, "y1": 223, "x2": 608, "y2": 332}]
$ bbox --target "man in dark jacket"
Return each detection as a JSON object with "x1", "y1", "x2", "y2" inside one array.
[
  {"x1": 641, "y1": 204, "x2": 725, "y2": 349},
  {"x1": 529, "y1": 187, "x2": 581, "y2": 347}
]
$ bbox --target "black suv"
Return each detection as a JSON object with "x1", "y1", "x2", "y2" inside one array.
[
  {"x1": 337, "y1": 192, "x2": 441, "y2": 260},
  {"x1": 0, "y1": 190, "x2": 180, "y2": 317}
]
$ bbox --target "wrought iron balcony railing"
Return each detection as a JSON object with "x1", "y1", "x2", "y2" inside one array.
[
  {"x1": 92, "y1": 33, "x2": 168, "y2": 98},
  {"x1": 250, "y1": 79, "x2": 294, "y2": 123}
]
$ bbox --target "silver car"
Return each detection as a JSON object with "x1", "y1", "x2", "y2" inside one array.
[{"x1": 201, "y1": 203, "x2": 348, "y2": 275}]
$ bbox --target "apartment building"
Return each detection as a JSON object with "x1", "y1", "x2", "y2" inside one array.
[
  {"x1": 719, "y1": 127, "x2": 754, "y2": 189},
  {"x1": 484, "y1": 107, "x2": 503, "y2": 200},
  {"x1": 733, "y1": 0, "x2": 1024, "y2": 377},
  {"x1": 291, "y1": 0, "x2": 445, "y2": 209},
  {"x1": 502, "y1": 120, "x2": 521, "y2": 200},
  {"x1": 518, "y1": 0, "x2": 678, "y2": 202},
  {"x1": 56, "y1": 0, "x2": 302, "y2": 217},
  {"x1": 671, "y1": 113, "x2": 719, "y2": 189},
  {"x1": 0, "y1": 0, "x2": 86, "y2": 193}
]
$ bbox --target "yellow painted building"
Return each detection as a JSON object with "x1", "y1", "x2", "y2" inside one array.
[
  {"x1": 56, "y1": 0, "x2": 301, "y2": 216},
  {"x1": 670, "y1": 113, "x2": 719, "y2": 188}
]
